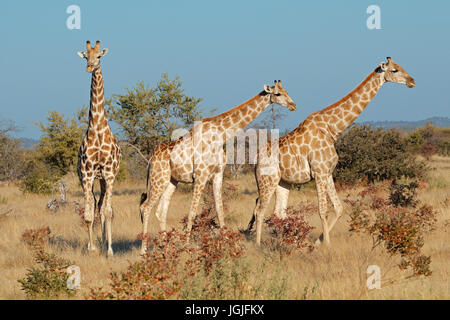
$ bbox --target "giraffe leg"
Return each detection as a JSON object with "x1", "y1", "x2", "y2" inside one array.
[
  {"x1": 314, "y1": 175, "x2": 330, "y2": 246},
  {"x1": 274, "y1": 182, "x2": 290, "y2": 219},
  {"x1": 155, "y1": 180, "x2": 177, "y2": 232},
  {"x1": 324, "y1": 175, "x2": 343, "y2": 233},
  {"x1": 101, "y1": 176, "x2": 115, "y2": 257},
  {"x1": 139, "y1": 184, "x2": 166, "y2": 254},
  {"x1": 212, "y1": 171, "x2": 225, "y2": 228},
  {"x1": 255, "y1": 180, "x2": 277, "y2": 246},
  {"x1": 82, "y1": 178, "x2": 97, "y2": 252},
  {"x1": 99, "y1": 178, "x2": 107, "y2": 245},
  {"x1": 186, "y1": 176, "x2": 208, "y2": 233}
]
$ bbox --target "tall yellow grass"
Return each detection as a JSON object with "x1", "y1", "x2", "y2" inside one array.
[{"x1": 0, "y1": 156, "x2": 448, "y2": 299}]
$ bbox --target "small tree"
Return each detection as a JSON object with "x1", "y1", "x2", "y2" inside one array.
[
  {"x1": 335, "y1": 125, "x2": 427, "y2": 184},
  {"x1": 406, "y1": 123, "x2": 443, "y2": 160},
  {"x1": 33, "y1": 111, "x2": 84, "y2": 176},
  {"x1": 107, "y1": 73, "x2": 203, "y2": 156},
  {"x1": 0, "y1": 120, "x2": 27, "y2": 182}
]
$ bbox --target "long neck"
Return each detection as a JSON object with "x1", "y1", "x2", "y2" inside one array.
[
  {"x1": 205, "y1": 92, "x2": 272, "y2": 139},
  {"x1": 88, "y1": 67, "x2": 108, "y2": 129},
  {"x1": 322, "y1": 70, "x2": 385, "y2": 138}
]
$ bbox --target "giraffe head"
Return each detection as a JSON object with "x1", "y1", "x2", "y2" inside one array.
[
  {"x1": 377, "y1": 57, "x2": 416, "y2": 88},
  {"x1": 77, "y1": 41, "x2": 108, "y2": 73},
  {"x1": 263, "y1": 80, "x2": 297, "y2": 111}
]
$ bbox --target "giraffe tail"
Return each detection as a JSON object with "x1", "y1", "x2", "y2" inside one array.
[{"x1": 139, "y1": 158, "x2": 152, "y2": 223}]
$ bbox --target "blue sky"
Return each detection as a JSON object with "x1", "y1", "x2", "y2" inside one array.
[{"x1": 1, "y1": 0, "x2": 449, "y2": 138}]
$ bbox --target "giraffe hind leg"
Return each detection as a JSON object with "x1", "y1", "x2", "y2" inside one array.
[
  {"x1": 139, "y1": 183, "x2": 167, "y2": 254},
  {"x1": 154, "y1": 180, "x2": 177, "y2": 231},
  {"x1": 314, "y1": 175, "x2": 331, "y2": 246},
  {"x1": 101, "y1": 176, "x2": 115, "y2": 257},
  {"x1": 274, "y1": 182, "x2": 290, "y2": 219}
]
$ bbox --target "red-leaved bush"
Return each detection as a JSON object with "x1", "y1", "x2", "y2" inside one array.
[
  {"x1": 90, "y1": 225, "x2": 245, "y2": 300},
  {"x1": 346, "y1": 180, "x2": 436, "y2": 276},
  {"x1": 263, "y1": 206, "x2": 314, "y2": 257}
]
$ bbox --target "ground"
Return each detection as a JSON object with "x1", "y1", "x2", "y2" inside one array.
[{"x1": 0, "y1": 156, "x2": 448, "y2": 299}]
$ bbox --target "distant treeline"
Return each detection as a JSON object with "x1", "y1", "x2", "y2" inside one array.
[{"x1": 0, "y1": 75, "x2": 449, "y2": 192}]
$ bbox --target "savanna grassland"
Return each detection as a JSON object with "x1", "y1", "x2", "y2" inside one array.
[{"x1": 0, "y1": 155, "x2": 448, "y2": 300}]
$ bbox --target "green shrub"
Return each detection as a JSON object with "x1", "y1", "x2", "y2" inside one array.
[
  {"x1": 18, "y1": 227, "x2": 76, "y2": 299},
  {"x1": 20, "y1": 159, "x2": 57, "y2": 195},
  {"x1": 335, "y1": 125, "x2": 427, "y2": 184}
]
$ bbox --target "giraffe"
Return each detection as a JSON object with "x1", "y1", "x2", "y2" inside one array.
[
  {"x1": 246, "y1": 57, "x2": 416, "y2": 246},
  {"x1": 139, "y1": 81, "x2": 297, "y2": 254},
  {"x1": 77, "y1": 41, "x2": 122, "y2": 257}
]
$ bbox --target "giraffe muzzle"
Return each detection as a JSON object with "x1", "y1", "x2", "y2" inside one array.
[{"x1": 407, "y1": 78, "x2": 416, "y2": 88}]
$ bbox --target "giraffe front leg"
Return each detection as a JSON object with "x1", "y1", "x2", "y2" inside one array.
[
  {"x1": 212, "y1": 171, "x2": 225, "y2": 228},
  {"x1": 186, "y1": 177, "x2": 208, "y2": 233},
  {"x1": 314, "y1": 175, "x2": 330, "y2": 246},
  {"x1": 82, "y1": 179, "x2": 97, "y2": 252},
  {"x1": 102, "y1": 177, "x2": 115, "y2": 257},
  {"x1": 99, "y1": 178, "x2": 107, "y2": 247}
]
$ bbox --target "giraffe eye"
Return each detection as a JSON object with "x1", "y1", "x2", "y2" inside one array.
[
  {"x1": 392, "y1": 69, "x2": 398, "y2": 73},
  {"x1": 274, "y1": 93, "x2": 281, "y2": 96}
]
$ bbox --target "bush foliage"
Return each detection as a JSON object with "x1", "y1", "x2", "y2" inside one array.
[
  {"x1": 19, "y1": 227, "x2": 76, "y2": 299},
  {"x1": 346, "y1": 181, "x2": 437, "y2": 277},
  {"x1": 335, "y1": 125, "x2": 427, "y2": 184}
]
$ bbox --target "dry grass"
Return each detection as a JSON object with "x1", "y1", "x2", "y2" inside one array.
[{"x1": 0, "y1": 156, "x2": 449, "y2": 300}]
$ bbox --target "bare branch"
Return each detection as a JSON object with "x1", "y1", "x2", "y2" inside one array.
[{"x1": 119, "y1": 141, "x2": 150, "y2": 164}]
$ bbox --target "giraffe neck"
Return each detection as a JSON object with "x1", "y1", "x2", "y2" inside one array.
[
  {"x1": 322, "y1": 70, "x2": 385, "y2": 139},
  {"x1": 88, "y1": 67, "x2": 108, "y2": 130},
  {"x1": 205, "y1": 92, "x2": 271, "y2": 139}
]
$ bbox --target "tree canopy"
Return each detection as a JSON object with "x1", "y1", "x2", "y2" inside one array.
[{"x1": 107, "y1": 73, "x2": 203, "y2": 156}]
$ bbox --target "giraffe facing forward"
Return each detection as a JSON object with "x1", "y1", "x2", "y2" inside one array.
[
  {"x1": 247, "y1": 57, "x2": 416, "y2": 246},
  {"x1": 139, "y1": 81, "x2": 297, "y2": 254},
  {"x1": 77, "y1": 41, "x2": 121, "y2": 257}
]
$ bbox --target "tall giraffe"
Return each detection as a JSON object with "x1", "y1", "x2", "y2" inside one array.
[
  {"x1": 247, "y1": 57, "x2": 416, "y2": 246},
  {"x1": 139, "y1": 81, "x2": 297, "y2": 254},
  {"x1": 77, "y1": 41, "x2": 121, "y2": 256}
]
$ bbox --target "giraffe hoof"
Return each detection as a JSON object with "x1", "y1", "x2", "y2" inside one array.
[
  {"x1": 87, "y1": 244, "x2": 98, "y2": 252},
  {"x1": 107, "y1": 249, "x2": 114, "y2": 257}
]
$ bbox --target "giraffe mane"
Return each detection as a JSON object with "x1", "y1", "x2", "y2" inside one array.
[
  {"x1": 201, "y1": 91, "x2": 267, "y2": 122},
  {"x1": 315, "y1": 70, "x2": 377, "y2": 115}
]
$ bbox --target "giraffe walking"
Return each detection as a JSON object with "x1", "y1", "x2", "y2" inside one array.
[
  {"x1": 139, "y1": 81, "x2": 297, "y2": 254},
  {"x1": 77, "y1": 41, "x2": 121, "y2": 257},
  {"x1": 247, "y1": 57, "x2": 416, "y2": 246}
]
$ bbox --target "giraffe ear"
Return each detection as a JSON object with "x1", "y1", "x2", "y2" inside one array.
[
  {"x1": 263, "y1": 84, "x2": 273, "y2": 93},
  {"x1": 99, "y1": 48, "x2": 108, "y2": 57},
  {"x1": 376, "y1": 62, "x2": 387, "y2": 73},
  {"x1": 77, "y1": 51, "x2": 87, "y2": 59}
]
